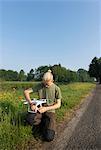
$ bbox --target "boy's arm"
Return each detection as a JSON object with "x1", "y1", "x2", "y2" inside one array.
[
  {"x1": 47, "y1": 99, "x2": 61, "y2": 110},
  {"x1": 24, "y1": 88, "x2": 33, "y2": 104},
  {"x1": 38, "y1": 99, "x2": 61, "y2": 113},
  {"x1": 24, "y1": 88, "x2": 36, "y2": 111}
]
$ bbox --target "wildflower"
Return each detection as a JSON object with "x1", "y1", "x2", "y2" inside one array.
[
  {"x1": 18, "y1": 96, "x2": 23, "y2": 100},
  {"x1": 5, "y1": 107, "x2": 8, "y2": 110}
]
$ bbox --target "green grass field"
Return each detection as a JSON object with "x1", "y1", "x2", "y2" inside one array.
[{"x1": 0, "y1": 82, "x2": 95, "y2": 150}]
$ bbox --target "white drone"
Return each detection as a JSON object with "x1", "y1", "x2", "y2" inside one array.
[{"x1": 22, "y1": 98, "x2": 47, "y2": 113}]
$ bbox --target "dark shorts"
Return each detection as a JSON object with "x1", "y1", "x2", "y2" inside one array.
[{"x1": 26, "y1": 112, "x2": 56, "y2": 141}]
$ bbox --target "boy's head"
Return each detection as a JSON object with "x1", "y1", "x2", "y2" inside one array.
[{"x1": 42, "y1": 70, "x2": 53, "y2": 87}]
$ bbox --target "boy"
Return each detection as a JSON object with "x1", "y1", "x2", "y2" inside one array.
[{"x1": 24, "y1": 70, "x2": 62, "y2": 141}]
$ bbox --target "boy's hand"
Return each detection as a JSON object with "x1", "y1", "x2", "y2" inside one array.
[
  {"x1": 30, "y1": 104, "x2": 39, "y2": 113},
  {"x1": 38, "y1": 106, "x2": 48, "y2": 113},
  {"x1": 30, "y1": 104, "x2": 36, "y2": 111}
]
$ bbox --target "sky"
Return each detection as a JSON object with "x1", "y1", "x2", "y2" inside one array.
[{"x1": 0, "y1": 0, "x2": 100, "y2": 73}]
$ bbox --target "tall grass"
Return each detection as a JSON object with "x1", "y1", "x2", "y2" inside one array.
[
  {"x1": 56, "y1": 82, "x2": 95, "y2": 121},
  {"x1": 0, "y1": 90, "x2": 33, "y2": 150},
  {"x1": 0, "y1": 82, "x2": 95, "y2": 149}
]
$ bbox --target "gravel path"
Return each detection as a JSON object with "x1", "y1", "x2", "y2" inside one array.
[{"x1": 43, "y1": 84, "x2": 101, "y2": 150}]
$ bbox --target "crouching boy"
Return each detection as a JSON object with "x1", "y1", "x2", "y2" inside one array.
[{"x1": 24, "y1": 70, "x2": 62, "y2": 142}]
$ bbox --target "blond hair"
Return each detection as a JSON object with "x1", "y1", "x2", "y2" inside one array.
[{"x1": 43, "y1": 70, "x2": 53, "y2": 81}]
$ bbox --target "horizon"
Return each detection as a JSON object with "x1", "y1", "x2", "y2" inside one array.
[{"x1": 0, "y1": 60, "x2": 99, "y2": 74}]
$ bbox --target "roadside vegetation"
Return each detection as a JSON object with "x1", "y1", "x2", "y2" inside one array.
[{"x1": 0, "y1": 82, "x2": 95, "y2": 150}]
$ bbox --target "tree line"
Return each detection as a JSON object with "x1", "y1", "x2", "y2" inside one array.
[
  {"x1": 88, "y1": 57, "x2": 101, "y2": 84},
  {"x1": 0, "y1": 57, "x2": 101, "y2": 83}
]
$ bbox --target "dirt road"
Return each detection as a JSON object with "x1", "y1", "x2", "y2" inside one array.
[{"x1": 43, "y1": 84, "x2": 101, "y2": 150}]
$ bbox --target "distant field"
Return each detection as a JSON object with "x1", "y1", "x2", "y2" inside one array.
[
  {"x1": 0, "y1": 82, "x2": 96, "y2": 150},
  {"x1": 0, "y1": 81, "x2": 40, "y2": 91}
]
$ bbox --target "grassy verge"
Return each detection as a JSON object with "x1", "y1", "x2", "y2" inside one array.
[
  {"x1": 0, "y1": 82, "x2": 95, "y2": 149},
  {"x1": 56, "y1": 82, "x2": 95, "y2": 121}
]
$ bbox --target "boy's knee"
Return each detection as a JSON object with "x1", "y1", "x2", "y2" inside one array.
[
  {"x1": 43, "y1": 129, "x2": 55, "y2": 142},
  {"x1": 26, "y1": 113, "x2": 42, "y2": 126},
  {"x1": 26, "y1": 113, "x2": 36, "y2": 126}
]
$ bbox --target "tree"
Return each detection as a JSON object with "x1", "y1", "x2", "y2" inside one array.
[
  {"x1": 34, "y1": 64, "x2": 79, "y2": 83},
  {"x1": 88, "y1": 57, "x2": 101, "y2": 84},
  {"x1": 77, "y1": 68, "x2": 91, "y2": 82},
  {"x1": 51, "y1": 64, "x2": 67, "y2": 82},
  {"x1": 51, "y1": 64, "x2": 78, "y2": 83},
  {"x1": 34, "y1": 66, "x2": 50, "y2": 81},
  {"x1": 7, "y1": 70, "x2": 18, "y2": 81},
  {"x1": 18, "y1": 70, "x2": 26, "y2": 81},
  {"x1": 69, "y1": 70, "x2": 78, "y2": 82},
  {"x1": 0, "y1": 69, "x2": 7, "y2": 81},
  {"x1": 0, "y1": 69, "x2": 18, "y2": 81},
  {"x1": 27, "y1": 69, "x2": 34, "y2": 81}
]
